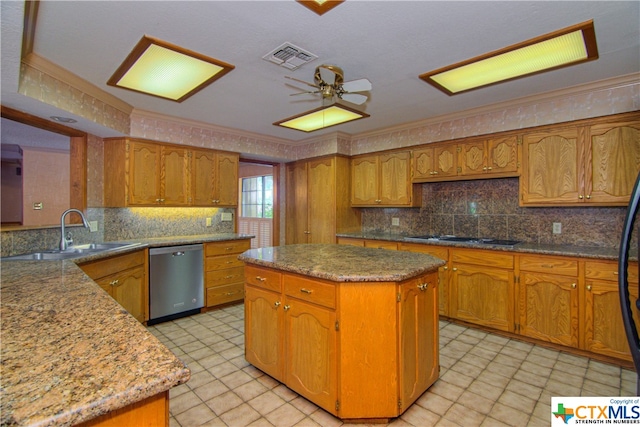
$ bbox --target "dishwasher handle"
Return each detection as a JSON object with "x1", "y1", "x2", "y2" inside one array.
[{"x1": 149, "y1": 244, "x2": 204, "y2": 256}]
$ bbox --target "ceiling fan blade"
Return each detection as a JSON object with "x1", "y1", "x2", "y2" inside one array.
[
  {"x1": 341, "y1": 78, "x2": 372, "y2": 93},
  {"x1": 340, "y1": 93, "x2": 368, "y2": 105},
  {"x1": 319, "y1": 67, "x2": 336, "y2": 85},
  {"x1": 289, "y1": 90, "x2": 320, "y2": 96},
  {"x1": 284, "y1": 75, "x2": 318, "y2": 89}
]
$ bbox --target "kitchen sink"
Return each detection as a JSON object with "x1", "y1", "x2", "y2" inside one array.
[{"x1": 2, "y1": 242, "x2": 142, "y2": 261}]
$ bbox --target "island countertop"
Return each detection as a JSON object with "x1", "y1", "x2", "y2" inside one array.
[
  {"x1": 0, "y1": 260, "x2": 190, "y2": 427},
  {"x1": 238, "y1": 244, "x2": 446, "y2": 282}
]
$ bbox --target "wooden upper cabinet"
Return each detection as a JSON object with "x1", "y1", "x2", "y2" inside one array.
[
  {"x1": 413, "y1": 144, "x2": 457, "y2": 180},
  {"x1": 104, "y1": 138, "x2": 239, "y2": 207},
  {"x1": 161, "y1": 145, "x2": 190, "y2": 206},
  {"x1": 459, "y1": 135, "x2": 519, "y2": 176},
  {"x1": 520, "y1": 113, "x2": 640, "y2": 206},
  {"x1": 520, "y1": 127, "x2": 582, "y2": 205},
  {"x1": 587, "y1": 120, "x2": 640, "y2": 204},
  {"x1": 351, "y1": 151, "x2": 418, "y2": 207},
  {"x1": 129, "y1": 141, "x2": 162, "y2": 205}
]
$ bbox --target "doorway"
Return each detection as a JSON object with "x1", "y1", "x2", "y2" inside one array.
[{"x1": 237, "y1": 161, "x2": 280, "y2": 248}]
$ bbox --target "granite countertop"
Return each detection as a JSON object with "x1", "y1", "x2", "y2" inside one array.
[
  {"x1": 0, "y1": 233, "x2": 253, "y2": 426},
  {"x1": 1, "y1": 261, "x2": 190, "y2": 426},
  {"x1": 337, "y1": 232, "x2": 632, "y2": 261},
  {"x1": 239, "y1": 244, "x2": 446, "y2": 282}
]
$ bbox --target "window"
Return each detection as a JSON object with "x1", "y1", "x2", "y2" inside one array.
[{"x1": 241, "y1": 175, "x2": 273, "y2": 218}]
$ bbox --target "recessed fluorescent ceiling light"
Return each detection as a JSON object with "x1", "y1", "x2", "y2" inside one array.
[
  {"x1": 420, "y1": 20, "x2": 598, "y2": 95},
  {"x1": 107, "y1": 35, "x2": 234, "y2": 102},
  {"x1": 273, "y1": 103, "x2": 369, "y2": 132},
  {"x1": 296, "y1": 0, "x2": 344, "y2": 16}
]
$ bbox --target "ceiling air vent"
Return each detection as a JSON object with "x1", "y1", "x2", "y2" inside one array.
[{"x1": 263, "y1": 42, "x2": 317, "y2": 70}]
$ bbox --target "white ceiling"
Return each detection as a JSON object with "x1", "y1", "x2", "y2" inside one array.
[{"x1": 2, "y1": 1, "x2": 639, "y2": 144}]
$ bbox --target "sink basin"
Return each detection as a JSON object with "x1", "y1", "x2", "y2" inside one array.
[{"x1": 2, "y1": 242, "x2": 141, "y2": 261}]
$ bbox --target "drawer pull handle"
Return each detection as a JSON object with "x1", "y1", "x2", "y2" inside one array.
[
  {"x1": 225, "y1": 275, "x2": 233, "y2": 279},
  {"x1": 225, "y1": 291, "x2": 239, "y2": 296},
  {"x1": 300, "y1": 288, "x2": 313, "y2": 294},
  {"x1": 274, "y1": 301, "x2": 281, "y2": 308},
  {"x1": 571, "y1": 283, "x2": 577, "y2": 289},
  {"x1": 284, "y1": 304, "x2": 291, "y2": 311},
  {"x1": 225, "y1": 247, "x2": 233, "y2": 251},
  {"x1": 109, "y1": 279, "x2": 119, "y2": 286},
  {"x1": 418, "y1": 283, "x2": 429, "y2": 291},
  {"x1": 613, "y1": 272, "x2": 619, "y2": 275},
  {"x1": 452, "y1": 267, "x2": 457, "y2": 271},
  {"x1": 541, "y1": 264, "x2": 554, "y2": 268},
  {"x1": 256, "y1": 276, "x2": 267, "y2": 282}
]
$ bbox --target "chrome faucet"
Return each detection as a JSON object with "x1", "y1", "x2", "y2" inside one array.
[{"x1": 59, "y1": 209, "x2": 90, "y2": 251}]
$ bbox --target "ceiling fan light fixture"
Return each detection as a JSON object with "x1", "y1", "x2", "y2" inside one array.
[
  {"x1": 296, "y1": 0, "x2": 345, "y2": 16},
  {"x1": 107, "y1": 35, "x2": 235, "y2": 102},
  {"x1": 420, "y1": 20, "x2": 598, "y2": 95},
  {"x1": 273, "y1": 103, "x2": 369, "y2": 132}
]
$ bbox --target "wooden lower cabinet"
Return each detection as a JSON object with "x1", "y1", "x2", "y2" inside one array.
[
  {"x1": 79, "y1": 250, "x2": 148, "y2": 323},
  {"x1": 76, "y1": 391, "x2": 168, "y2": 427},
  {"x1": 244, "y1": 264, "x2": 439, "y2": 420},
  {"x1": 583, "y1": 260, "x2": 640, "y2": 361},
  {"x1": 450, "y1": 249, "x2": 515, "y2": 332},
  {"x1": 204, "y1": 240, "x2": 251, "y2": 307},
  {"x1": 517, "y1": 255, "x2": 579, "y2": 347}
]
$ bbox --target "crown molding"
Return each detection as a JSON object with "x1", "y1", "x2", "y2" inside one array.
[
  {"x1": 352, "y1": 73, "x2": 640, "y2": 141},
  {"x1": 21, "y1": 53, "x2": 133, "y2": 115}
]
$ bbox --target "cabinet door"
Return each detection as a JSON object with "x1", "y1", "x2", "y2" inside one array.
[
  {"x1": 458, "y1": 140, "x2": 485, "y2": 176},
  {"x1": 584, "y1": 278, "x2": 640, "y2": 361},
  {"x1": 129, "y1": 141, "x2": 161, "y2": 205},
  {"x1": 520, "y1": 128, "x2": 582, "y2": 205},
  {"x1": 285, "y1": 162, "x2": 308, "y2": 244},
  {"x1": 191, "y1": 149, "x2": 216, "y2": 206},
  {"x1": 413, "y1": 147, "x2": 434, "y2": 180},
  {"x1": 486, "y1": 135, "x2": 518, "y2": 174},
  {"x1": 215, "y1": 152, "x2": 239, "y2": 206},
  {"x1": 379, "y1": 152, "x2": 412, "y2": 205},
  {"x1": 398, "y1": 274, "x2": 439, "y2": 412},
  {"x1": 398, "y1": 243, "x2": 449, "y2": 316},
  {"x1": 518, "y1": 272, "x2": 579, "y2": 347},
  {"x1": 308, "y1": 157, "x2": 336, "y2": 243},
  {"x1": 96, "y1": 266, "x2": 146, "y2": 323},
  {"x1": 284, "y1": 297, "x2": 337, "y2": 413},
  {"x1": 161, "y1": 146, "x2": 190, "y2": 206},
  {"x1": 351, "y1": 155, "x2": 379, "y2": 205},
  {"x1": 244, "y1": 285, "x2": 284, "y2": 381},
  {"x1": 433, "y1": 145, "x2": 458, "y2": 177},
  {"x1": 450, "y1": 264, "x2": 514, "y2": 332},
  {"x1": 587, "y1": 121, "x2": 640, "y2": 204}
]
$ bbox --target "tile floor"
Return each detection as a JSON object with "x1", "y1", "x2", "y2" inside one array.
[{"x1": 148, "y1": 304, "x2": 637, "y2": 427}]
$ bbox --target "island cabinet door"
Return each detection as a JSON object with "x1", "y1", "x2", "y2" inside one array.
[
  {"x1": 283, "y1": 296, "x2": 338, "y2": 414},
  {"x1": 398, "y1": 272, "x2": 439, "y2": 412},
  {"x1": 244, "y1": 285, "x2": 284, "y2": 381}
]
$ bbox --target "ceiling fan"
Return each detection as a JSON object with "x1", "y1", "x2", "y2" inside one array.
[{"x1": 285, "y1": 64, "x2": 372, "y2": 105}]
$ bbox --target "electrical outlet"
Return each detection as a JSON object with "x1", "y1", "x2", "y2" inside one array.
[
  {"x1": 221, "y1": 212, "x2": 233, "y2": 222},
  {"x1": 391, "y1": 217, "x2": 400, "y2": 226},
  {"x1": 206, "y1": 217, "x2": 212, "y2": 227},
  {"x1": 89, "y1": 221, "x2": 98, "y2": 233},
  {"x1": 553, "y1": 222, "x2": 562, "y2": 234}
]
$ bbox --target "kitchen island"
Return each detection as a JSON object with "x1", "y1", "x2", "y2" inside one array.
[{"x1": 239, "y1": 244, "x2": 446, "y2": 422}]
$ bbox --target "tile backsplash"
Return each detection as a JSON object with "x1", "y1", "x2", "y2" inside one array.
[{"x1": 362, "y1": 178, "x2": 629, "y2": 248}]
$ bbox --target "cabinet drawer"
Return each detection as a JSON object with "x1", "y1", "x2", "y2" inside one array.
[
  {"x1": 207, "y1": 282, "x2": 244, "y2": 307},
  {"x1": 337, "y1": 237, "x2": 365, "y2": 247},
  {"x1": 519, "y1": 255, "x2": 578, "y2": 276},
  {"x1": 245, "y1": 265, "x2": 282, "y2": 292},
  {"x1": 284, "y1": 274, "x2": 336, "y2": 309},
  {"x1": 585, "y1": 260, "x2": 639, "y2": 283},
  {"x1": 205, "y1": 254, "x2": 244, "y2": 271},
  {"x1": 398, "y1": 243, "x2": 448, "y2": 260},
  {"x1": 206, "y1": 266, "x2": 244, "y2": 287},
  {"x1": 452, "y1": 249, "x2": 513, "y2": 269},
  {"x1": 80, "y1": 250, "x2": 145, "y2": 280},
  {"x1": 364, "y1": 240, "x2": 398, "y2": 250},
  {"x1": 205, "y1": 240, "x2": 251, "y2": 256}
]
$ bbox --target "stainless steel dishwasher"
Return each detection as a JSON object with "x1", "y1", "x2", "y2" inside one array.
[{"x1": 148, "y1": 244, "x2": 204, "y2": 325}]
